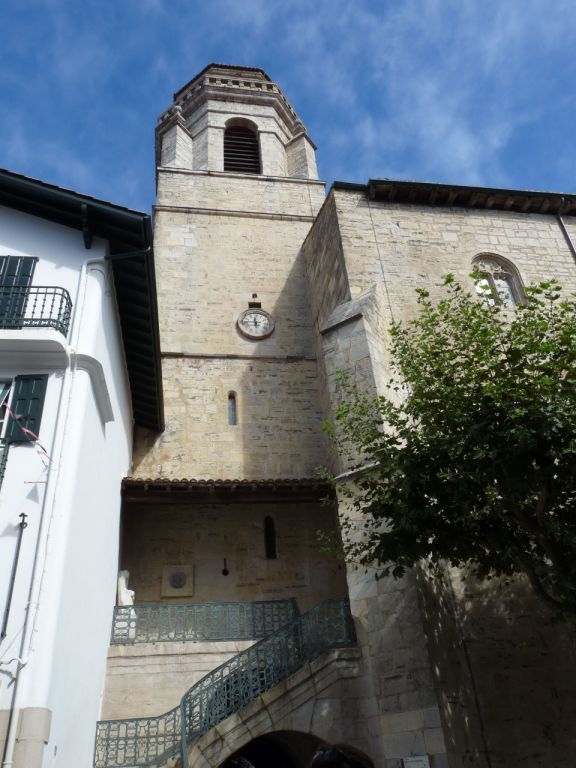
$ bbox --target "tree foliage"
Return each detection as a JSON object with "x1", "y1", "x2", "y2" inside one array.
[{"x1": 330, "y1": 276, "x2": 576, "y2": 618}]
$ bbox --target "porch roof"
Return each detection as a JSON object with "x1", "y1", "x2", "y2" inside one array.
[{"x1": 122, "y1": 477, "x2": 334, "y2": 504}]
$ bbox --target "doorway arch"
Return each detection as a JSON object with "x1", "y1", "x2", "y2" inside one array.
[
  {"x1": 219, "y1": 731, "x2": 375, "y2": 768},
  {"x1": 219, "y1": 731, "x2": 320, "y2": 768}
]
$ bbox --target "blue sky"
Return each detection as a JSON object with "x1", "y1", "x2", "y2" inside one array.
[{"x1": 2, "y1": 0, "x2": 576, "y2": 213}]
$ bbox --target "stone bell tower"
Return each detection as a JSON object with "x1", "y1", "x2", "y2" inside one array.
[
  {"x1": 156, "y1": 64, "x2": 318, "y2": 179},
  {"x1": 101, "y1": 65, "x2": 425, "y2": 768},
  {"x1": 133, "y1": 64, "x2": 328, "y2": 481}
]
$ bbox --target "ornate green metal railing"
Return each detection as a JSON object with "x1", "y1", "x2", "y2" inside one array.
[
  {"x1": 111, "y1": 599, "x2": 299, "y2": 644},
  {"x1": 95, "y1": 599, "x2": 355, "y2": 768},
  {"x1": 0, "y1": 440, "x2": 8, "y2": 487},
  {"x1": 0, "y1": 286, "x2": 72, "y2": 336}
]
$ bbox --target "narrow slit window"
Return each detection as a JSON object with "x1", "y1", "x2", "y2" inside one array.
[
  {"x1": 0, "y1": 381, "x2": 11, "y2": 438},
  {"x1": 264, "y1": 516, "x2": 277, "y2": 559},
  {"x1": 228, "y1": 392, "x2": 237, "y2": 426}
]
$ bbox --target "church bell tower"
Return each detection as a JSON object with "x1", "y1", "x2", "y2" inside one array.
[
  {"x1": 128, "y1": 65, "x2": 345, "y2": 615},
  {"x1": 135, "y1": 64, "x2": 328, "y2": 482}
]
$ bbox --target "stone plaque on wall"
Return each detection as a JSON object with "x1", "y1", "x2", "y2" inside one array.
[
  {"x1": 161, "y1": 565, "x2": 194, "y2": 597},
  {"x1": 401, "y1": 758, "x2": 430, "y2": 768}
]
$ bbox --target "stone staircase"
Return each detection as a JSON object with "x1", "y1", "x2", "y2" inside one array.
[{"x1": 94, "y1": 599, "x2": 356, "y2": 768}]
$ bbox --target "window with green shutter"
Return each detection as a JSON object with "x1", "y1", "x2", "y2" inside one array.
[
  {"x1": 5, "y1": 375, "x2": 48, "y2": 444},
  {"x1": 0, "y1": 256, "x2": 37, "y2": 328}
]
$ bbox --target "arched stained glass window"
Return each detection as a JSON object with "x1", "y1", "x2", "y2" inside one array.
[{"x1": 473, "y1": 254, "x2": 524, "y2": 308}]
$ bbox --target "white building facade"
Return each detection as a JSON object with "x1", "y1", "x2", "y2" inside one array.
[{"x1": 0, "y1": 170, "x2": 162, "y2": 768}]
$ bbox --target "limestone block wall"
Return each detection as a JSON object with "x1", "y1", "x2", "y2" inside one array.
[
  {"x1": 331, "y1": 188, "x2": 576, "y2": 320},
  {"x1": 299, "y1": 193, "x2": 351, "y2": 458},
  {"x1": 338, "y1": 492, "x2": 448, "y2": 768},
  {"x1": 420, "y1": 568, "x2": 576, "y2": 768},
  {"x1": 101, "y1": 640, "x2": 254, "y2": 720},
  {"x1": 151, "y1": 211, "x2": 319, "y2": 358},
  {"x1": 302, "y1": 194, "x2": 350, "y2": 333},
  {"x1": 121, "y1": 501, "x2": 347, "y2": 612},
  {"x1": 302, "y1": 186, "x2": 576, "y2": 767},
  {"x1": 132, "y1": 357, "x2": 328, "y2": 479},
  {"x1": 286, "y1": 134, "x2": 318, "y2": 180},
  {"x1": 155, "y1": 169, "x2": 323, "y2": 218},
  {"x1": 159, "y1": 120, "x2": 193, "y2": 169},
  {"x1": 133, "y1": 171, "x2": 328, "y2": 480},
  {"x1": 304, "y1": 189, "x2": 576, "y2": 449},
  {"x1": 259, "y1": 129, "x2": 288, "y2": 177}
]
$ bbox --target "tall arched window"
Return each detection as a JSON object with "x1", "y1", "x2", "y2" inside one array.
[
  {"x1": 224, "y1": 124, "x2": 261, "y2": 174},
  {"x1": 472, "y1": 254, "x2": 523, "y2": 308},
  {"x1": 228, "y1": 392, "x2": 238, "y2": 426}
]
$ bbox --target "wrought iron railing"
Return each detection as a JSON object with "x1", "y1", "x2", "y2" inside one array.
[
  {"x1": 0, "y1": 286, "x2": 72, "y2": 336},
  {"x1": 95, "y1": 599, "x2": 355, "y2": 768},
  {"x1": 0, "y1": 440, "x2": 8, "y2": 488},
  {"x1": 111, "y1": 599, "x2": 299, "y2": 644}
]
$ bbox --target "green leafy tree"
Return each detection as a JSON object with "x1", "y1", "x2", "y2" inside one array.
[{"x1": 330, "y1": 276, "x2": 576, "y2": 617}]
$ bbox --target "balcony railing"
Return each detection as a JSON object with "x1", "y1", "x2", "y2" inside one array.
[
  {"x1": 95, "y1": 599, "x2": 356, "y2": 768},
  {"x1": 111, "y1": 599, "x2": 299, "y2": 644},
  {"x1": 0, "y1": 286, "x2": 73, "y2": 336}
]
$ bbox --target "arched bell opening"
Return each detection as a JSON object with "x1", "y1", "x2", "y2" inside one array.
[{"x1": 224, "y1": 118, "x2": 262, "y2": 174}]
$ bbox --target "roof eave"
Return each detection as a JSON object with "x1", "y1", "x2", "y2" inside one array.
[
  {"x1": 332, "y1": 178, "x2": 576, "y2": 216},
  {"x1": 0, "y1": 168, "x2": 164, "y2": 433}
]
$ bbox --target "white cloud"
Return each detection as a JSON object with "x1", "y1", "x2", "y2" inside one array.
[{"x1": 2, "y1": 0, "x2": 576, "y2": 208}]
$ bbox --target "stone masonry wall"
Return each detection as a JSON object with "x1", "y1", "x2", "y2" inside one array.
[
  {"x1": 132, "y1": 357, "x2": 328, "y2": 480},
  {"x1": 177, "y1": 92, "x2": 303, "y2": 178},
  {"x1": 121, "y1": 501, "x2": 347, "y2": 612},
  {"x1": 303, "y1": 186, "x2": 576, "y2": 767},
  {"x1": 155, "y1": 169, "x2": 323, "y2": 219},
  {"x1": 333, "y1": 188, "x2": 576, "y2": 314},
  {"x1": 132, "y1": 170, "x2": 327, "y2": 480},
  {"x1": 420, "y1": 568, "x2": 576, "y2": 768},
  {"x1": 101, "y1": 640, "x2": 254, "y2": 720}
]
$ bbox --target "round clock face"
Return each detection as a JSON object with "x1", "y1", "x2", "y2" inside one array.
[{"x1": 237, "y1": 308, "x2": 275, "y2": 339}]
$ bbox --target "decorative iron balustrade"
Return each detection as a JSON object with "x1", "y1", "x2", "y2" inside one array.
[
  {"x1": 95, "y1": 599, "x2": 355, "y2": 768},
  {"x1": 0, "y1": 440, "x2": 8, "y2": 488},
  {"x1": 111, "y1": 599, "x2": 299, "y2": 644},
  {"x1": 0, "y1": 286, "x2": 72, "y2": 336}
]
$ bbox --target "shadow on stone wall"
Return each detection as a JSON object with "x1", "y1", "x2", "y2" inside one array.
[{"x1": 418, "y1": 565, "x2": 576, "y2": 768}]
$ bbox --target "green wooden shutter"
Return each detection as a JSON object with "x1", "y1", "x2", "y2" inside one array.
[
  {"x1": 5, "y1": 375, "x2": 48, "y2": 444},
  {"x1": 0, "y1": 256, "x2": 37, "y2": 327},
  {"x1": 0, "y1": 381, "x2": 11, "y2": 439}
]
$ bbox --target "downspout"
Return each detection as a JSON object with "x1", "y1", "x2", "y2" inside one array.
[
  {"x1": 0, "y1": 514, "x2": 27, "y2": 640},
  {"x1": 0, "y1": 257, "x2": 107, "y2": 768},
  {"x1": 557, "y1": 198, "x2": 576, "y2": 264}
]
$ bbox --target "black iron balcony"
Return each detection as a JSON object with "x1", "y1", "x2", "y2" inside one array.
[{"x1": 0, "y1": 286, "x2": 73, "y2": 336}]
